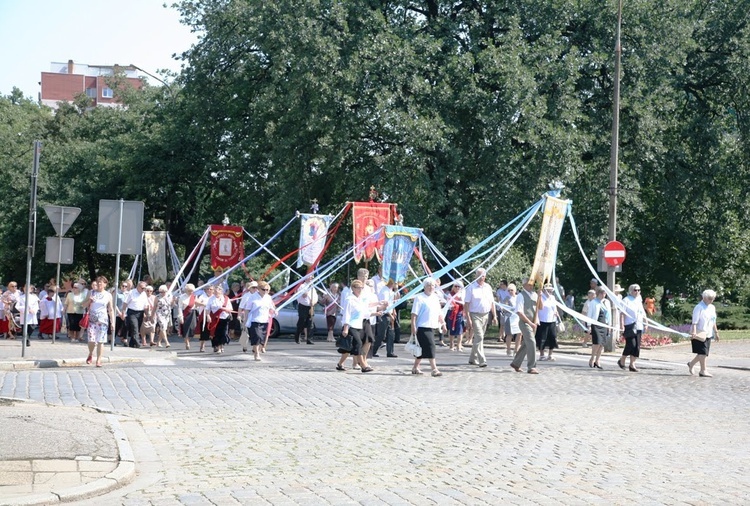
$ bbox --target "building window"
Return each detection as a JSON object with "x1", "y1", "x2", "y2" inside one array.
[
  {"x1": 102, "y1": 88, "x2": 114, "y2": 99},
  {"x1": 85, "y1": 88, "x2": 96, "y2": 98}
]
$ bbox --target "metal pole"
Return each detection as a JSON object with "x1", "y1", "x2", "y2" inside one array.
[
  {"x1": 111, "y1": 199, "x2": 125, "y2": 351},
  {"x1": 52, "y1": 212, "x2": 64, "y2": 344},
  {"x1": 22, "y1": 141, "x2": 41, "y2": 357},
  {"x1": 606, "y1": 0, "x2": 623, "y2": 352}
]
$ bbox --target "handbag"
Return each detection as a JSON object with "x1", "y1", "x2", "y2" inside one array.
[
  {"x1": 404, "y1": 334, "x2": 422, "y2": 357},
  {"x1": 335, "y1": 334, "x2": 353, "y2": 352},
  {"x1": 692, "y1": 331, "x2": 708, "y2": 342},
  {"x1": 80, "y1": 312, "x2": 90, "y2": 329},
  {"x1": 556, "y1": 318, "x2": 566, "y2": 333}
]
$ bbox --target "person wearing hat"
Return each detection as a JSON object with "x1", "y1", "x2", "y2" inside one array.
[
  {"x1": 239, "y1": 281, "x2": 260, "y2": 352},
  {"x1": 465, "y1": 268, "x2": 497, "y2": 368}
]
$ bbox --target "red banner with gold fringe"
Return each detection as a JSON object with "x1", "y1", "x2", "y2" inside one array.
[
  {"x1": 210, "y1": 225, "x2": 244, "y2": 271},
  {"x1": 352, "y1": 202, "x2": 394, "y2": 263}
]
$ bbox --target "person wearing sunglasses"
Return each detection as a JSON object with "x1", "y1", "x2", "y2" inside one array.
[{"x1": 618, "y1": 284, "x2": 648, "y2": 372}]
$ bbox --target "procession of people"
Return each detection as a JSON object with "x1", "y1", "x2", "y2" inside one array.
[{"x1": 0, "y1": 270, "x2": 721, "y2": 378}]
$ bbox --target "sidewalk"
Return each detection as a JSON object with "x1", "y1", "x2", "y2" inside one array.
[
  {"x1": 0, "y1": 333, "x2": 176, "y2": 371},
  {"x1": 0, "y1": 335, "x2": 167, "y2": 505},
  {"x1": 550, "y1": 338, "x2": 750, "y2": 371}
]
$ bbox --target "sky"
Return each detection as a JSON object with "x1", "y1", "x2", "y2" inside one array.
[{"x1": 0, "y1": 0, "x2": 199, "y2": 98}]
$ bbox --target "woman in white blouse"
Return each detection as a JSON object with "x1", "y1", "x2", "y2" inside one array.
[{"x1": 535, "y1": 283, "x2": 560, "y2": 362}]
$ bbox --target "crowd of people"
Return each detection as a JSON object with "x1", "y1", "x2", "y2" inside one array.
[{"x1": 0, "y1": 271, "x2": 720, "y2": 376}]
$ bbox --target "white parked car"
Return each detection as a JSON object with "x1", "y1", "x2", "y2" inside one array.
[{"x1": 269, "y1": 302, "x2": 342, "y2": 339}]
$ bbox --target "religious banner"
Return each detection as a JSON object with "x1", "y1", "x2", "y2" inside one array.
[
  {"x1": 381, "y1": 226, "x2": 421, "y2": 284},
  {"x1": 529, "y1": 195, "x2": 570, "y2": 287},
  {"x1": 143, "y1": 231, "x2": 168, "y2": 282},
  {"x1": 210, "y1": 225, "x2": 244, "y2": 271},
  {"x1": 297, "y1": 214, "x2": 333, "y2": 267},
  {"x1": 352, "y1": 202, "x2": 395, "y2": 263}
]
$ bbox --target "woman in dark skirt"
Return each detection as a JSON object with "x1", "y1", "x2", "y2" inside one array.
[
  {"x1": 196, "y1": 286, "x2": 213, "y2": 352},
  {"x1": 178, "y1": 284, "x2": 197, "y2": 350},
  {"x1": 208, "y1": 285, "x2": 232, "y2": 354},
  {"x1": 337, "y1": 280, "x2": 380, "y2": 372},
  {"x1": 410, "y1": 278, "x2": 447, "y2": 377},
  {"x1": 586, "y1": 287, "x2": 610, "y2": 369},
  {"x1": 618, "y1": 284, "x2": 647, "y2": 372},
  {"x1": 535, "y1": 283, "x2": 559, "y2": 362}
]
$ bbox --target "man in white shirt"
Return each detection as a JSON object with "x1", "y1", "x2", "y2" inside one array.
[
  {"x1": 465, "y1": 268, "x2": 497, "y2": 368},
  {"x1": 295, "y1": 276, "x2": 318, "y2": 345},
  {"x1": 373, "y1": 280, "x2": 397, "y2": 358},
  {"x1": 688, "y1": 289, "x2": 720, "y2": 377},
  {"x1": 121, "y1": 281, "x2": 148, "y2": 348}
]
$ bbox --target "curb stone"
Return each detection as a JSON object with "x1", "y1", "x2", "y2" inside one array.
[{"x1": 0, "y1": 414, "x2": 135, "y2": 506}]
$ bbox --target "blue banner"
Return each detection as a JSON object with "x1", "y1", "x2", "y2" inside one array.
[{"x1": 381, "y1": 226, "x2": 421, "y2": 284}]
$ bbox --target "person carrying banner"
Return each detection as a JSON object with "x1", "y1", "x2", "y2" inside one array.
[
  {"x1": 586, "y1": 287, "x2": 610, "y2": 369},
  {"x1": 510, "y1": 278, "x2": 539, "y2": 374},
  {"x1": 688, "y1": 289, "x2": 720, "y2": 377},
  {"x1": 295, "y1": 276, "x2": 318, "y2": 345}
]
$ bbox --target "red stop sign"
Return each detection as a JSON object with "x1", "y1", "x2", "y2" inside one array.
[{"x1": 603, "y1": 241, "x2": 626, "y2": 267}]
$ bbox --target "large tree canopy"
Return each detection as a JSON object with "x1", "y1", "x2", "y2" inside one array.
[{"x1": 1, "y1": 0, "x2": 749, "y2": 300}]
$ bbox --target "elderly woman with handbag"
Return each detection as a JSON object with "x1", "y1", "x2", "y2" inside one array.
[
  {"x1": 337, "y1": 280, "x2": 381, "y2": 373},
  {"x1": 83, "y1": 277, "x2": 115, "y2": 367},
  {"x1": 410, "y1": 278, "x2": 447, "y2": 377}
]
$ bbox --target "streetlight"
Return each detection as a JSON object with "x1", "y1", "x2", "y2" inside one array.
[{"x1": 128, "y1": 63, "x2": 176, "y2": 99}]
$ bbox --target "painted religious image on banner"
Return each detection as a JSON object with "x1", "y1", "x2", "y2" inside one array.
[
  {"x1": 352, "y1": 202, "x2": 395, "y2": 263},
  {"x1": 219, "y1": 237, "x2": 233, "y2": 257},
  {"x1": 381, "y1": 226, "x2": 421, "y2": 284},
  {"x1": 298, "y1": 214, "x2": 332, "y2": 267},
  {"x1": 529, "y1": 195, "x2": 569, "y2": 287},
  {"x1": 210, "y1": 225, "x2": 244, "y2": 271}
]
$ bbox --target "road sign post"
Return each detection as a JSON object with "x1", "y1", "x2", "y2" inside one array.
[
  {"x1": 98, "y1": 200, "x2": 144, "y2": 350},
  {"x1": 44, "y1": 206, "x2": 81, "y2": 343},
  {"x1": 602, "y1": 240, "x2": 626, "y2": 353},
  {"x1": 603, "y1": 240, "x2": 626, "y2": 267}
]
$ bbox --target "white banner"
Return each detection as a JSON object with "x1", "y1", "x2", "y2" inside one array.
[
  {"x1": 144, "y1": 231, "x2": 168, "y2": 282},
  {"x1": 530, "y1": 195, "x2": 569, "y2": 288},
  {"x1": 298, "y1": 214, "x2": 332, "y2": 267}
]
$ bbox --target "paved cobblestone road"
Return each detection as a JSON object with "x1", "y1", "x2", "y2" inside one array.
[{"x1": 2, "y1": 341, "x2": 749, "y2": 505}]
